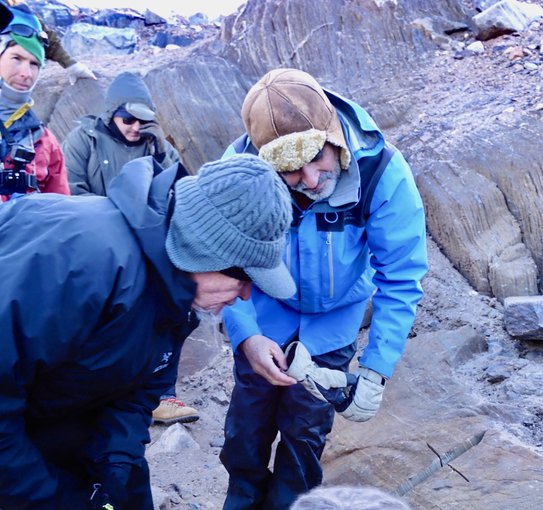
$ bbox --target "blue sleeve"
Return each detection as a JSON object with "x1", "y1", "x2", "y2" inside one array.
[
  {"x1": 221, "y1": 298, "x2": 262, "y2": 352},
  {"x1": 359, "y1": 150, "x2": 428, "y2": 377}
]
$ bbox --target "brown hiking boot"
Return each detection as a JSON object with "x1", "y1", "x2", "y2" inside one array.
[{"x1": 152, "y1": 398, "x2": 199, "y2": 425}]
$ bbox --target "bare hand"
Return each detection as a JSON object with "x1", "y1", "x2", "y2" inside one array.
[{"x1": 241, "y1": 335, "x2": 297, "y2": 386}]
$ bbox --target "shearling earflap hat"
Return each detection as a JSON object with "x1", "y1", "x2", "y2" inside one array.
[
  {"x1": 242, "y1": 68, "x2": 351, "y2": 172},
  {"x1": 166, "y1": 154, "x2": 296, "y2": 300}
]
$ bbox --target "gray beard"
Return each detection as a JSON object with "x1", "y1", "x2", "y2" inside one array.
[{"x1": 292, "y1": 163, "x2": 341, "y2": 201}]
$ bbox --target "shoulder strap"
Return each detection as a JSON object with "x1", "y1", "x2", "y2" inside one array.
[
  {"x1": 4, "y1": 101, "x2": 34, "y2": 129},
  {"x1": 0, "y1": 117, "x2": 14, "y2": 145},
  {"x1": 359, "y1": 144, "x2": 395, "y2": 219}
]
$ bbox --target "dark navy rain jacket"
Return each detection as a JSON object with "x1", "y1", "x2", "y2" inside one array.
[{"x1": 0, "y1": 156, "x2": 196, "y2": 509}]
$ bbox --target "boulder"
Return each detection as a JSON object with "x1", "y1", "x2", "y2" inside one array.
[
  {"x1": 473, "y1": 0, "x2": 543, "y2": 40},
  {"x1": 489, "y1": 244, "x2": 539, "y2": 302},
  {"x1": 78, "y1": 8, "x2": 145, "y2": 29},
  {"x1": 144, "y1": 9, "x2": 167, "y2": 26},
  {"x1": 62, "y1": 23, "x2": 137, "y2": 58},
  {"x1": 504, "y1": 295, "x2": 543, "y2": 340},
  {"x1": 38, "y1": 4, "x2": 73, "y2": 29}
]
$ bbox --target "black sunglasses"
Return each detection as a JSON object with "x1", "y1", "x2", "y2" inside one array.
[
  {"x1": 121, "y1": 117, "x2": 151, "y2": 126},
  {"x1": 220, "y1": 267, "x2": 252, "y2": 282},
  {"x1": 2, "y1": 24, "x2": 49, "y2": 47}
]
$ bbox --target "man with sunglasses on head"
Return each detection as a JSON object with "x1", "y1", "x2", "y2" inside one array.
[
  {"x1": 3, "y1": 0, "x2": 96, "y2": 84},
  {"x1": 63, "y1": 71, "x2": 179, "y2": 196},
  {"x1": 0, "y1": 3, "x2": 69, "y2": 201},
  {"x1": 62, "y1": 70, "x2": 198, "y2": 425}
]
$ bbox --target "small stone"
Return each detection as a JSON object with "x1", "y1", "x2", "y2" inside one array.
[
  {"x1": 485, "y1": 363, "x2": 512, "y2": 383},
  {"x1": 210, "y1": 436, "x2": 225, "y2": 448},
  {"x1": 503, "y1": 45, "x2": 524, "y2": 60},
  {"x1": 467, "y1": 41, "x2": 485, "y2": 53}
]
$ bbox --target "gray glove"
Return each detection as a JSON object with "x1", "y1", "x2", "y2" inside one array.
[
  {"x1": 337, "y1": 366, "x2": 386, "y2": 422},
  {"x1": 139, "y1": 121, "x2": 166, "y2": 159},
  {"x1": 284, "y1": 342, "x2": 349, "y2": 402}
]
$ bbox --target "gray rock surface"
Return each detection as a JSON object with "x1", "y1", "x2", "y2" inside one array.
[
  {"x1": 63, "y1": 22, "x2": 138, "y2": 57},
  {"x1": 504, "y1": 295, "x2": 543, "y2": 339}
]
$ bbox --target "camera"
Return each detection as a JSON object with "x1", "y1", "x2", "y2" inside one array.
[{"x1": 0, "y1": 142, "x2": 37, "y2": 195}]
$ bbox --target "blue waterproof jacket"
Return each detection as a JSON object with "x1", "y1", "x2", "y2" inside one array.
[
  {"x1": 0, "y1": 157, "x2": 196, "y2": 509},
  {"x1": 222, "y1": 90, "x2": 428, "y2": 378}
]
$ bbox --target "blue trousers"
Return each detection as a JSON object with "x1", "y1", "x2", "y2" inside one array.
[{"x1": 220, "y1": 341, "x2": 356, "y2": 510}]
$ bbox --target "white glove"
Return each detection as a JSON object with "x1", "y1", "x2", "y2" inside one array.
[
  {"x1": 338, "y1": 366, "x2": 386, "y2": 422},
  {"x1": 67, "y1": 62, "x2": 97, "y2": 85},
  {"x1": 284, "y1": 342, "x2": 349, "y2": 402}
]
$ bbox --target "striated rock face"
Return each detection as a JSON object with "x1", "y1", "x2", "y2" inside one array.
[
  {"x1": 143, "y1": 55, "x2": 254, "y2": 172},
  {"x1": 217, "y1": 0, "x2": 471, "y2": 129},
  {"x1": 406, "y1": 118, "x2": 543, "y2": 301},
  {"x1": 36, "y1": 0, "x2": 542, "y2": 299},
  {"x1": 323, "y1": 326, "x2": 543, "y2": 508}
]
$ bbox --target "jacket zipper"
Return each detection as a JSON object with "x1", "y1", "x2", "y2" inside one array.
[
  {"x1": 326, "y1": 231, "x2": 334, "y2": 298},
  {"x1": 286, "y1": 231, "x2": 292, "y2": 272}
]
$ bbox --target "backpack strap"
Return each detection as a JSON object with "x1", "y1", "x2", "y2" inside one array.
[{"x1": 359, "y1": 144, "x2": 395, "y2": 220}]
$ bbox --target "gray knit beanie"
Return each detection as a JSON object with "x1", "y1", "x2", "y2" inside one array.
[{"x1": 166, "y1": 154, "x2": 296, "y2": 300}]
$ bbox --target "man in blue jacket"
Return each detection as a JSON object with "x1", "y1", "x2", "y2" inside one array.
[
  {"x1": 220, "y1": 68, "x2": 428, "y2": 510},
  {"x1": 0, "y1": 153, "x2": 295, "y2": 510}
]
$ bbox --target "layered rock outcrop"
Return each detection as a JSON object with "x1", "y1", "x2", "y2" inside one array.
[{"x1": 34, "y1": 0, "x2": 542, "y2": 302}]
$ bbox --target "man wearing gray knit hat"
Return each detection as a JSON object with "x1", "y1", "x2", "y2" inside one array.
[
  {"x1": 166, "y1": 155, "x2": 295, "y2": 300},
  {"x1": 219, "y1": 68, "x2": 428, "y2": 510},
  {"x1": 0, "y1": 153, "x2": 294, "y2": 510}
]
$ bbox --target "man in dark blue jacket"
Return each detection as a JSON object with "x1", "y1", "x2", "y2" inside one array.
[{"x1": 0, "y1": 154, "x2": 295, "y2": 510}]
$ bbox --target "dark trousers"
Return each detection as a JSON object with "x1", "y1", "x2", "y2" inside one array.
[
  {"x1": 220, "y1": 341, "x2": 356, "y2": 510},
  {"x1": 27, "y1": 416, "x2": 153, "y2": 510}
]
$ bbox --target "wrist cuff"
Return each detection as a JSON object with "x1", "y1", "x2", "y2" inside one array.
[{"x1": 359, "y1": 367, "x2": 387, "y2": 386}]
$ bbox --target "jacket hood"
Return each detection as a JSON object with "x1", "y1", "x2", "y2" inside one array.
[
  {"x1": 107, "y1": 156, "x2": 196, "y2": 307},
  {"x1": 314, "y1": 89, "x2": 385, "y2": 210},
  {"x1": 101, "y1": 72, "x2": 156, "y2": 125}
]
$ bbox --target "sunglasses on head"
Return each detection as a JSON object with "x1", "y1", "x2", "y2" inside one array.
[
  {"x1": 121, "y1": 117, "x2": 151, "y2": 126},
  {"x1": 2, "y1": 24, "x2": 49, "y2": 47}
]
